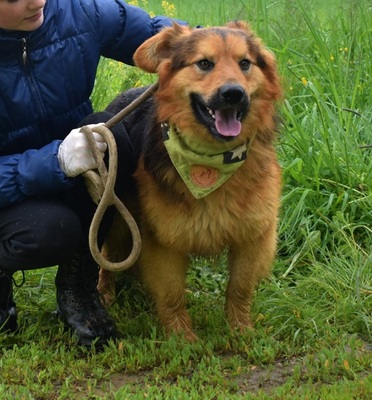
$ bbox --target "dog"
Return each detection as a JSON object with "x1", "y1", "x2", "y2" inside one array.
[{"x1": 99, "y1": 21, "x2": 282, "y2": 342}]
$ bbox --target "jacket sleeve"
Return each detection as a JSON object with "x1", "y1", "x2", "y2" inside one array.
[
  {"x1": 0, "y1": 140, "x2": 74, "y2": 209},
  {"x1": 83, "y1": 0, "x2": 188, "y2": 64}
]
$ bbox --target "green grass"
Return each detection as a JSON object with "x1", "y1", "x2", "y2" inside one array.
[{"x1": 1, "y1": 0, "x2": 371, "y2": 398}]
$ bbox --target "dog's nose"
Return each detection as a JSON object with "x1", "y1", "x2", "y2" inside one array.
[{"x1": 220, "y1": 85, "x2": 245, "y2": 104}]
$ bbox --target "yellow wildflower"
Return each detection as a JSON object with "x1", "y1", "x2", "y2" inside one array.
[
  {"x1": 343, "y1": 360, "x2": 350, "y2": 370},
  {"x1": 161, "y1": 1, "x2": 177, "y2": 18},
  {"x1": 129, "y1": 0, "x2": 148, "y2": 7}
]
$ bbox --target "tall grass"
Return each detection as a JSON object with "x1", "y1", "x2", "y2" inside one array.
[
  {"x1": 248, "y1": 0, "x2": 371, "y2": 343},
  {"x1": 1, "y1": 0, "x2": 371, "y2": 398}
]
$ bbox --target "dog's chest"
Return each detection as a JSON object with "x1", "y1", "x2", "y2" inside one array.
[
  {"x1": 137, "y1": 148, "x2": 280, "y2": 254},
  {"x1": 143, "y1": 190, "x2": 262, "y2": 255}
]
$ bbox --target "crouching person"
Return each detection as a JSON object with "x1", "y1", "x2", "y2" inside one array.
[{"x1": 0, "y1": 0, "x2": 186, "y2": 345}]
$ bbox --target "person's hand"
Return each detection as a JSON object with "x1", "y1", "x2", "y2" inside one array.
[{"x1": 57, "y1": 124, "x2": 107, "y2": 177}]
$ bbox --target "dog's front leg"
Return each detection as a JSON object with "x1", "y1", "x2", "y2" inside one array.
[
  {"x1": 225, "y1": 223, "x2": 277, "y2": 332},
  {"x1": 140, "y1": 237, "x2": 197, "y2": 342}
]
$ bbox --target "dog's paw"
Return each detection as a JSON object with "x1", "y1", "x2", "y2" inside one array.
[
  {"x1": 162, "y1": 312, "x2": 198, "y2": 342},
  {"x1": 226, "y1": 306, "x2": 254, "y2": 332},
  {"x1": 97, "y1": 269, "x2": 117, "y2": 306},
  {"x1": 166, "y1": 326, "x2": 199, "y2": 343},
  {"x1": 229, "y1": 318, "x2": 254, "y2": 335},
  {"x1": 99, "y1": 289, "x2": 116, "y2": 307}
]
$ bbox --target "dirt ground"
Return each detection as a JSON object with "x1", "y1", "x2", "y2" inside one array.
[
  {"x1": 76, "y1": 339, "x2": 372, "y2": 398},
  {"x1": 77, "y1": 356, "x2": 303, "y2": 398}
]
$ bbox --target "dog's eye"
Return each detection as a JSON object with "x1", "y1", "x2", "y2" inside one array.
[
  {"x1": 196, "y1": 59, "x2": 214, "y2": 71},
  {"x1": 239, "y1": 59, "x2": 251, "y2": 71}
]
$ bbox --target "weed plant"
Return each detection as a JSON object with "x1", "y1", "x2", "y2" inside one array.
[{"x1": 1, "y1": 0, "x2": 371, "y2": 399}]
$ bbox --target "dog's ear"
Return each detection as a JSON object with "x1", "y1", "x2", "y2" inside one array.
[
  {"x1": 226, "y1": 20, "x2": 251, "y2": 31},
  {"x1": 255, "y1": 48, "x2": 282, "y2": 100},
  {"x1": 134, "y1": 23, "x2": 191, "y2": 73}
]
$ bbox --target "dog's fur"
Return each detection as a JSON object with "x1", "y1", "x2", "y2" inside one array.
[{"x1": 99, "y1": 21, "x2": 282, "y2": 341}]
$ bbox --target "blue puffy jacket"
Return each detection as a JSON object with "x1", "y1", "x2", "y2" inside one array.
[{"x1": 0, "y1": 0, "x2": 184, "y2": 208}]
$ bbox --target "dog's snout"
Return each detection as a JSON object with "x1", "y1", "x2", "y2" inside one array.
[{"x1": 220, "y1": 85, "x2": 245, "y2": 104}]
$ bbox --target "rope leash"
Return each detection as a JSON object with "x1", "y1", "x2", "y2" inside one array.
[{"x1": 82, "y1": 82, "x2": 158, "y2": 271}]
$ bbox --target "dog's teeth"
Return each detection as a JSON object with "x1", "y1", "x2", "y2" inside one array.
[{"x1": 207, "y1": 108, "x2": 215, "y2": 119}]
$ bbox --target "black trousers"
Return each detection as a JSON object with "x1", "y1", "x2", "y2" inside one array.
[{"x1": 0, "y1": 112, "x2": 135, "y2": 274}]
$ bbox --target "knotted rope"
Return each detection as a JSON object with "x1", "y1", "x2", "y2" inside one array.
[{"x1": 82, "y1": 82, "x2": 158, "y2": 271}]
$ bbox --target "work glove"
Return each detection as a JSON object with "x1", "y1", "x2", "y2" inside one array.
[{"x1": 57, "y1": 124, "x2": 107, "y2": 177}]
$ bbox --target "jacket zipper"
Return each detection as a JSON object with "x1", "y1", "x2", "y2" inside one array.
[
  {"x1": 20, "y1": 37, "x2": 50, "y2": 143},
  {"x1": 21, "y1": 37, "x2": 27, "y2": 64}
]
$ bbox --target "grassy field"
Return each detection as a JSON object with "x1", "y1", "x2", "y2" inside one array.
[{"x1": 1, "y1": 0, "x2": 371, "y2": 398}]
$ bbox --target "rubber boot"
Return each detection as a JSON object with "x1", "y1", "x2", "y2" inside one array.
[
  {"x1": 0, "y1": 271, "x2": 18, "y2": 333},
  {"x1": 55, "y1": 251, "x2": 117, "y2": 346}
]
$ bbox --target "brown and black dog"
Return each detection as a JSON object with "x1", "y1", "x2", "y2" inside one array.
[{"x1": 99, "y1": 21, "x2": 282, "y2": 342}]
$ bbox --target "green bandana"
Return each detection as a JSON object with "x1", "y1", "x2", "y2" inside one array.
[{"x1": 162, "y1": 123, "x2": 249, "y2": 199}]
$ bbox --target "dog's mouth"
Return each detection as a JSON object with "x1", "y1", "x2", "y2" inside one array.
[{"x1": 191, "y1": 89, "x2": 249, "y2": 141}]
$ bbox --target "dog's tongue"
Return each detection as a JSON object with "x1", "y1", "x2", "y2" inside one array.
[{"x1": 215, "y1": 109, "x2": 241, "y2": 137}]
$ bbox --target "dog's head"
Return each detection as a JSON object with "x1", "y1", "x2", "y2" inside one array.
[{"x1": 134, "y1": 21, "x2": 282, "y2": 146}]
